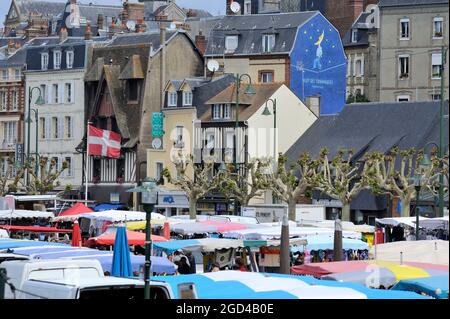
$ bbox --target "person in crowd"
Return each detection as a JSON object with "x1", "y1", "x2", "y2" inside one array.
[
  {"x1": 211, "y1": 263, "x2": 220, "y2": 272},
  {"x1": 235, "y1": 258, "x2": 248, "y2": 272},
  {"x1": 294, "y1": 253, "x2": 305, "y2": 266},
  {"x1": 177, "y1": 256, "x2": 191, "y2": 275},
  {"x1": 185, "y1": 251, "x2": 196, "y2": 274},
  {"x1": 104, "y1": 271, "x2": 110, "y2": 276}
]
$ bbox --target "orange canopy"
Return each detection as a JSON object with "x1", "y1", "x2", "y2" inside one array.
[{"x1": 85, "y1": 229, "x2": 168, "y2": 247}]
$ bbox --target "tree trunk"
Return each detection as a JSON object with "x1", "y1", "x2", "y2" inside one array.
[
  {"x1": 341, "y1": 203, "x2": 351, "y2": 222},
  {"x1": 288, "y1": 198, "x2": 296, "y2": 221},
  {"x1": 401, "y1": 197, "x2": 411, "y2": 217},
  {"x1": 189, "y1": 197, "x2": 197, "y2": 220}
]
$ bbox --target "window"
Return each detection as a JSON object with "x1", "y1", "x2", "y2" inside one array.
[
  {"x1": 223, "y1": 104, "x2": 231, "y2": 119},
  {"x1": 52, "y1": 84, "x2": 59, "y2": 104},
  {"x1": 1, "y1": 70, "x2": 7, "y2": 81},
  {"x1": 431, "y1": 53, "x2": 442, "y2": 78},
  {"x1": 168, "y1": 92, "x2": 177, "y2": 106},
  {"x1": 182, "y1": 91, "x2": 193, "y2": 106},
  {"x1": 65, "y1": 157, "x2": 72, "y2": 176},
  {"x1": 3, "y1": 121, "x2": 17, "y2": 143},
  {"x1": 212, "y1": 104, "x2": 221, "y2": 119},
  {"x1": 431, "y1": 93, "x2": 441, "y2": 100},
  {"x1": 433, "y1": 17, "x2": 443, "y2": 38},
  {"x1": 54, "y1": 51, "x2": 61, "y2": 69},
  {"x1": 127, "y1": 80, "x2": 139, "y2": 102},
  {"x1": 398, "y1": 55, "x2": 410, "y2": 79},
  {"x1": 351, "y1": 29, "x2": 358, "y2": 43},
  {"x1": 66, "y1": 50, "x2": 74, "y2": 68},
  {"x1": 397, "y1": 95, "x2": 410, "y2": 102},
  {"x1": 0, "y1": 91, "x2": 7, "y2": 111},
  {"x1": 11, "y1": 90, "x2": 18, "y2": 111},
  {"x1": 355, "y1": 59, "x2": 364, "y2": 76},
  {"x1": 52, "y1": 117, "x2": 59, "y2": 138},
  {"x1": 244, "y1": 0, "x2": 251, "y2": 14},
  {"x1": 225, "y1": 36, "x2": 238, "y2": 53},
  {"x1": 40, "y1": 84, "x2": 47, "y2": 104},
  {"x1": 175, "y1": 126, "x2": 184, "y2": 148},
  {"x1": 262, "y1": 34, "x2": 276, "y2": 53},
  {"x1": 39, "y1": 117, "x2": 46, "y2": 139},
  {"x1": 400, "y1": 18, "x2": 410, "y2": 39},
  {"x1": 64, "y1": 116, "x2": 72, "y2": 138},
  {"x1": 15, "y1": 69, "x2": 21, "y2": 80},
  {"x1": 41, "y1": 53, "x2": 49, "y2": 70},
  {"x1": 156, "y1": 162, "x2": 163, "y2": 182},
  {"x1": 65, "y1": 83, "x2": 72, "y2": 103},
  {"x1": 260, "y1": 71, "x2": 274, "y2": 83}
]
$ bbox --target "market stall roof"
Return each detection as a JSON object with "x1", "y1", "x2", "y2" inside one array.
[
  {"x1": 0, "y1": 229, "x2": 8, "y2": 238},
  {"x1": 170, "y1": 221, "x2": 261, "y2": 235},
  {"x1": 154, "y1": 270, "x2": 428, "y2": 299},
  {"x1": 0, "y1": 225, "x2": 73, "y2": 233},
  {"x1": 291, "y1": 260, "x2": 449, "y2": 280},
  {"x1": 13, "y1": 195, "x2": 59, "y2": 202},
  {"x1": 391, "y1": 275, "x2": 449, "y2": 299},
  {"x1": 413, "y1": 216, "x2": 449, "y2": 231},
  {"x1": 125, "y1": 219, "x2": 166, "y2": 231},
  {"x1": 223, "y1": 225, "x2": 362, "y2": 240},
  {"x1": 0, "y1": 210, "x2": 54, "y2": 219},
  {"x1": 369, "y1": 240, "x2": 449, "y2": 265},
  {"x1": 290, "y1": 235, "x2": 369, "y2": 253},
  {"x1": 84, "y1": 227, "x2": 167, "y2": 247},
  {"x1": 53, "y1": 203, "x2": 94, "y2": 221},
  {"x1": 78, "y1": 210, "x2": 165, "y2": 223},
  {"x1": 322, "y1": 268, "x2": 398, "y2": 289},
  {"x1": 307, "y1": 220, "x2": 375, "y2": 233},
  {"x1": 0, "y1": 239, "x2": 68, "y2": 251},
  {"x1": 8, "y1": 246, "x2": 176, "y2": 274},
  {"x1": 376, "y1": 217, "x2": 430, "y2": 228}
]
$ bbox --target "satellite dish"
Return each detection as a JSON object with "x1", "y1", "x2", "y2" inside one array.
[
  {"x1": 207, "y1": 59, "x2": 219, "y2": 72},
  {"x1": 169, "y1": 22, "x2": 177, "y2": 30},
  {"x1": 126, "y1": 20, "x2": 136, "y2": 31},
  {"x1": 230, "y1": 1, "x2": 241, "y2": 14}
]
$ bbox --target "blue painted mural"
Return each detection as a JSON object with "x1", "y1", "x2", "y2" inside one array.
[{"x1": 290, "y1": 13, "x2": 347, "y2": 115}]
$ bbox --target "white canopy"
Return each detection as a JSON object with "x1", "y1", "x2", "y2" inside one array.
[
  {"x1": 77, "y1": 210, "x2": 163, "y2": 223},
  {"x1": 307, "y1": 220, "x2": 375, "y2": 233},
  {"x1": 376, "y1": 217, "x2": 430, "y2": 228},
  {"x1": 370, "y1": 240, "x2": 449, "y2": 265},
  {"x1": 223, "y1": 226, "x2": 362, "y2": 240},
  {"x1": 0, "y1": 210, "x2": 54, "y2": 220},
  {"x1": 0, "y1": 229, "x2": 9, "y2": 238},
  {"x1": 413, "y1": 216, "x2": 449, "y2": 231},
  {"x1": 183, "y1": 238, "x2": 246, "y2": 252}
]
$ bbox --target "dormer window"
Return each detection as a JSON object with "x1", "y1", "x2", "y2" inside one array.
[
  {"x1": 127, "y1": 79, "x2": 140, "y2": 102},
  {"x1": 54, "y1": 50, "x2": 61, "y2": 69},
  {"x1": 262, "y1": 34, "x2": 275, "y2": 53},
  {"x1": 66, "y1": 50, "x2": 74, "y2": 69},
  {"x1": 212, "y1": 104, "x2": 221, "y2": 119},
  {"x1": 351, "y1": 29, "x2": 358, "y2": 43},
  {"x1": 168, "y1": 92, "x2": 177, "y2": 107},
  {"x1": 225, "y1": 36, "x2": 238, "y2": 53},
  {"x1": 212, "y1": 104, "x2": 231, "y2": 119},
  {"x1": 41, "y1": 52, "x2": 49, "y2": 70},
  {"x1": 183, "y1": 90, "x2": 193, "y2": 106}
]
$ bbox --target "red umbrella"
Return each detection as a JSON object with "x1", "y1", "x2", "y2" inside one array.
[
  {"x1": 71, "y1": 220, "x2": 82, "y2": 247},
  {"x1": 84, "y1": 228, "x2": 168, "y2": 247},
  {"x1": 163, "y1": 222, "x2": 170, "y2": 240},
  {"x1": 56, "y1": 203, "x2": 94, "y2": 220}
]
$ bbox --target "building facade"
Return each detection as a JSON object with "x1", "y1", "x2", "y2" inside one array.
[
  {"x1": 205, "y1": 12, "x2": 347, "y2": 115},
  {"x1": 378, "y1": 0, "x2": 449, "y2": 102}
]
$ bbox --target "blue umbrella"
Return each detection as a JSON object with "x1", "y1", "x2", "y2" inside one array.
[{"x1": 111, "y1": 226, "x2": 133, "y2": 277}]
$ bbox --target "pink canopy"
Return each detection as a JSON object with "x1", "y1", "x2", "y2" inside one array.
[
  {"x1": 58, "y1": 203, "x2": 94, "y2": 218},
  {"x1": 199, "y1": 220, "x2": 249, "y2": 232}
]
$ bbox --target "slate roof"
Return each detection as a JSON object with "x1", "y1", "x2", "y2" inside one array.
[
  {"x1": 15, "y1": 0, "x2": 65, "y2": 19},
  {"x1": 106, "y1": 30, "x2": 177, "y2": 47},
  {"x1": 342, "y1": 12, "x2": 376, "y2": 48},
  {"x1": 378, "y1": 0, "x2": 449, "y2": 7},
  {"x1": 285, "y1": 101, "x2": 450, "y2": 162},
  {"x1": 200, "y1": 82, "x2": 283, "y2": 122},
  {"x1": 204, "y1": 12, "x2": 317, "y2": 57},
  {"x1": 0, "y1": 46, "x2": 27, "y2": 68},
  {"x1": 77, "y1": 3, "x2": 123, "y2": 25}
]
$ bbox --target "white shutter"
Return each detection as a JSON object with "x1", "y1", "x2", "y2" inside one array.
[
  {"x1": 69, "y1": 116, "x2": 74, "y2": 138},
  {"x1": 45, "y1": 116, "x2": 51, "y2": 139},
  {"x1": 61, "y1": 83, "x2": 65, "y2": 103},
  {"x1": 48, "y1": 85, "x2": 52, "y2": 104},
  {"x1": 361, "y1": 58, "x2": 365, "y2": 76},
  {"x1": 71, "y1": 81, "x2": 75, "y2": 103},
  {"x1": 432, "y1": 53, "x2": 442, "y2": 66}
]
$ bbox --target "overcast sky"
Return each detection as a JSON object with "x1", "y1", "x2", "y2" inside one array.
[{"x1": 0, "y1": 0, "x2": 225, "y2": 27}]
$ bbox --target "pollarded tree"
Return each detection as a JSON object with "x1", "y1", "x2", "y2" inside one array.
[
  {"x1": 162, "y1": 153, "x2": 224, "y2": 220},
  {"x1": 364, "y1": 147, "x2": 438, "y2": 217},
  {"x1": 0, "y1": 157, "x2": 15, "y2": 196},
  {"x1": 9, "y1": 157, "x2": 68, "y2": 195},
  {"x1": 313, "y1": 148, "x2": 372, "y2": 222},
  {"x1": 218, "y1": 158, "x2": 272, "y2": 207},
  {"x1": 270, "y1": 153, "x2": 320, "y2": 221}
]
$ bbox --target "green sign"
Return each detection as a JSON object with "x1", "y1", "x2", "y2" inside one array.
[{"x1": 152, "y1": 112, "x2": 164, "y2": 137}]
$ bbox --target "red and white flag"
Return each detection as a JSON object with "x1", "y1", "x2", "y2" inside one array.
[{"x1": 88, "y1": 125, "x2": 121, "y2": 158}]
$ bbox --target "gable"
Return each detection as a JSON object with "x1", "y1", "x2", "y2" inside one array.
[{"x1": 7, "y1": 1, "x2": 20, "y2": 20}]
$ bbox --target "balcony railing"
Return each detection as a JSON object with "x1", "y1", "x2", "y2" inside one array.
[{"x1": 1, "y1": 139, "x2": 17, "y2": 150}]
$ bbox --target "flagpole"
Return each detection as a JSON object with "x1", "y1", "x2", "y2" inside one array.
[{"x1": 85, "y1": 121, "x2": 91, "y2": 205}]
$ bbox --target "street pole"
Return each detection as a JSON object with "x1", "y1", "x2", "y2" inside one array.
[
  {"x1": 273, "y1": 100, "x2": 277, "y2": 165},
  {"x1": 234, "y1": 74, "x2": 240, "y2": 171},
  {"x1": 333, "y1": 218, "x2": 343, "y2": 261},
  {"x1": 438, "y1": 45, "x2": 447, "y2": 217},
  {"x1": 279, "y1": 213, "x2": 290, "y2": 274},
  {"x1": 415, "y1": 184, "x2": 420, "y2": 240},
  {"x1": 144, "y1": 200, "x2": 155, "y2": 300}
]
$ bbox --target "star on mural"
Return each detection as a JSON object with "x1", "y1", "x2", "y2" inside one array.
[
  {"x1": 304, "y1": 30, "x2": 307, "y2": 34},
  {"x1": 309, "y1": 36, "x2": 312, "y2": 40}
]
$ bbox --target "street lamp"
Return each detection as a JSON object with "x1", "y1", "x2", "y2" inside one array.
[
  {"x1": 26, "y1": 87, "x2": 44, "y2": 185},
  {"x1": 261, "y1": 98, "x2": 277, "y2": 165},
  {"x1": 413, "y1": 172, "x2": 422, "y2": 241},
  {"x1": 26, "y1": 108, "x2": 39, "y2": 175},
  {"x1": 127, "y1": 177, "x2": 164, "y2": 299}
]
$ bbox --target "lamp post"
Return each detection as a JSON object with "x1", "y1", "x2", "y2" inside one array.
[
  {"x1": 26, "y1": 87, "x2": 44, "y2": 185},
  {"x1": 26, "y1": 108, "x2": 39, "y2": 175},
  {"x1": 438, "y1": 45, "x2": 448, "y2": 217},
  {"x1": 413, "y1": 173, "x2": 422, "y2": 241},
  {"x1": 261, "y1": 98, "x2": 277, "y2": 165}
]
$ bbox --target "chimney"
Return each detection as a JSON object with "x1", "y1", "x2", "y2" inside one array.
[
  {"x1": 59, "y1": 27, "x2": 68, "y2": 42},
  {"x1": 97, "y1": 14, "x2": 104, "y2": 30},
  {"x1": 195, "y1": 31, "x2": 206, "y2": 55},
  {"x1": 135, "y1": 19, "x2": 146, "y2": 33},
  {"x1": 85, "y1": 21, "x2": 93, "y2": 40},
  {"x1": 186, "y1": 9, "x2": 197, "y2": 18},
  {"x1": 7, "y1": 39, "x2": 16, "y2": 56},
  {"x1": 108, "y1": 17, "x2": 117, "y2": 39}
]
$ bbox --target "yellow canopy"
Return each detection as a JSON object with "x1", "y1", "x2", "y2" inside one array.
[
  {"x1": 126, "y1": 219, "x2": 166, "y2": 230},
  {"x1": 368, "y1": 260, "x2": 430, "y2": 281}
]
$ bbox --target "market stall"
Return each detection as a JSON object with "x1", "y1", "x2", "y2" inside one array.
[
  {"x1": 391, "y1": 275, "x2": 449, "y2": 299},
  {"x1": 53, "y1": 203, "x2": 94, "y2": 222},
  {"x1": 413, "y1": 216, "x2": 449, "y2": 231},
  {"x1": 84, "y1": 226, "x2": 167, "y2": 247},
  {"x1": 0, "y1": 210, "x2": 54, "y2": 220}
]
